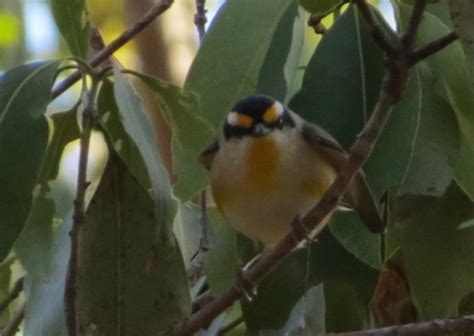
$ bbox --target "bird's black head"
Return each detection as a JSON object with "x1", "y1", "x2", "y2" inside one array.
[{"x1": 223, "y1": 95, "x2": 295, "y2": 140}]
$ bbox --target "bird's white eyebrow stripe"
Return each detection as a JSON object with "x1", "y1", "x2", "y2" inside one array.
[
  {"x1": 227, "y1": 111, "x2": 238, "y2": 125},
  {"x1": 274, "y1": 101, "x2": 284, "y2": 117}
]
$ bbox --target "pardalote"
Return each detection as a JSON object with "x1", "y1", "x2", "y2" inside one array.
[{"x1": 200, "y1": 95, "x2": 383, "y2": 247}]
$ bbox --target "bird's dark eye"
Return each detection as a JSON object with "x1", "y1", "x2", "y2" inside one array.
[{"x1": 275, "y1": 117, "x2": 284, "y2": 128}]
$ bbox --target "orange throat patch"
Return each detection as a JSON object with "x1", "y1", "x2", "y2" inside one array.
[{"x1": 246, "y1": 137, "x2": 279, "y2": 190}]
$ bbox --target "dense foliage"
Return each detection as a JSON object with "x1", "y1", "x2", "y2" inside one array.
[{"x1": 1, "y1": 0, "x2": 474, "y2": 335}]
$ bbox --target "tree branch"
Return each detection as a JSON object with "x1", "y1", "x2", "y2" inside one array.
[
  {"x1": 64, "y1": 78, "x2": 100, "y2": 336},
  {"x1": 194, "y1": 0, "x2": 207, "y2": 42},
  {"x1": 330, "y1": 315, "x2": 474, "y2": 336},
  {"x1": 167, "y1": 1, "x2": 458, "y2": 335},
  {"x1": 51, "y1": 0, "x2": 174, "y2": 100},
  {"x1": 1, "y1": 304, "x2": 25, "y2": 336},
  {"x1": 408, "y1": 32, "x2": 459, "y2": 66},
  {"x1": 402, "y1": 0, "x2": 427, "y2": 49},
  {"x1": 0, "y1": 277, "x2": 24, "y2": 314}
]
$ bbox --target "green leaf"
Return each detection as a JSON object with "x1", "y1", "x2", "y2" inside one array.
[
  {"x1": 76, "y1": 153, "x2": 190, "y2": 334},
  {"x1": 13, "y1": 107, "x2": 80, "y2": 336},
  {"x1": 40, "y1": 109, "x2": 81, "y2": 185},
  {"x1": 51, "y1": 0, "x2": 91, "y2": 58},
  {"x1": 256, "y1": 2, "x2": 306, "y2": 103},
  {"x1": 448, "y1": 1, "x2": 474, "y2": 85},
  {"x1": 364, "y1": 71, "x2": 422, "y2": 197},
  {"x1": 291, "y1": 5, "x2": 420, "y2": 198},
  {"x1": 397, "y1": 3, "x2": 474, "y2": 200},
  {"x1": 185, "y1": 0, "x2": 294, "y2": 129},
  {"x1": 15, "y1": 198, "x2": 69, "y2": 336},
  {"x1": 98, "y1": 80, "x2": 150, "y2": 190},
  {"x1": 290, "y1": 5, "x2": 384, "y2": 149},
  {"x1": 248, "y1": 284, "x2": 326, "y2": 335},
  {"x1": 0, "y1": 61, "x2": 59, "y2": 262},
  {"x1": 398, "y1": 63, "x2": 460, "y2": 196},
  {"x1": 173, "y1": 202, "x2": 201, "y2": 267},
  {"x1": 129, "y1": 72, "x2": 214, "y2": 201},
  {"x1": 113, "y1": 67, "x2": 176, "y2": 243},
  {"x1": 204, "y1": 209, "x2": 240, "y2": 296},
  {"x1": 330, "y1": 212, "x2": 382, "y2": 270},
  {"x1": 396, "y1": 184, "x2": 474, "y2": 318},
  {"x1": 242, "y1": 230, "x2": 378, "y2": 332}
]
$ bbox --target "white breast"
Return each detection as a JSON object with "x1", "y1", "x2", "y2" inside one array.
[{"x1": 210, "y1": 129, "x2": 337, "y2": 246}]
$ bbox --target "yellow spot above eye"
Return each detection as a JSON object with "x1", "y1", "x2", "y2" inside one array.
[
  {"x1": 236, "y1": 113, "x2": 253, "y2": 128},
  {"x1": 262, "y1": 103, "x2": 283, "y2": 123}
]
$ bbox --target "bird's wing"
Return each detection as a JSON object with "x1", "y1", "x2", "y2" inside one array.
[
  {"x1": 199, "y1": 140, "x2": 220, "y2": 170},
  {"x1": 302, "y1": 123, "x2": 384, "y2": 233}
]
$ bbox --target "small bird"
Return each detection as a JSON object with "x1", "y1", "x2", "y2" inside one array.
[{"x1": 200, "y1": 95, "x2": 383, "y2": 247}]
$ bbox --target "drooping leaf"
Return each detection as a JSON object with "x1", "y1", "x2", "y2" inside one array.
[
  {"x1": 113, "y1": 67, "x2": 176, "y2": 243},
  {"x1": 204, "y1": 209, "x2": 240, "y2": 296},
  {"x1": 0, "y1": 61, "x2": 59, "y2": 262},
  {"x1": 51, "y1": 0, "x2": 91, "y2": 58},
  {"x1": 13, "y1": 107, "x2": 80, "y2": 336},
  {"x1": 98, "y1": 79, "x2": 150, "y2": 190},
  {"x1": 290, "y1": 5, "x2": 384, "y2": 149},
  {"x1": 395, "y1": 184, "x2": 474, "y2": 318},
  {"x1": 330, "y1": 212, "x2": 382, "y2": 270},
  {"x1": 291, "y1": 6, "x2": 420, "y2": 198},
  {"x1": 365, "y1": 71, "x2": 421, "y2": 197},
  {"x1": 397, "y1": 3, "x2": 474, "y2": 200},
  {"x1": 242, "y1": 230, "x2": 378, "y2": 332},
  {"x1": 39, "y1": 109, "x2": 81, "y2": 185},
  {"x1": 398, "y1": 63, "x2": 460, "y2": 196},
  {"x1": 15, "y1": 199, "x2": 69, "y2": 336},
  {"x1": 185, "y1": 0, "x2": 294, "y2": 129},
  {"x1": 129, "y1": 72, "x2": 214, "y2": 201},
  {"x1": 256, "y1": 2, "x2": 306, "y2": 103},
  {"x1": 173, "y1": 202, "x2": 201, "y2": 267},
  {"x1": 76, "y1": 153, "x2": 190, "y2": 335}
]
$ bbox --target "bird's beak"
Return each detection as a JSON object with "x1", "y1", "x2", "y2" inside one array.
[{"x1": 253, "y1": 123, "x2": 271, "y2": 137}]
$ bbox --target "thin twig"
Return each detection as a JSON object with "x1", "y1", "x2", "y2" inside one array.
[
  {"x1": 352, "y1": 0, "x2": 397, "y2": 55},
  {"x1": 329, "y1": 315, "x2": 474, "y2": 336},
  {"x1": 51, "y1": 0, "x2": 174, "y2": 100},
  {"x1": 167, "y1": 1, "x2": 458, "y2": 334},
  {"x1": 0, "y1": 277, "x2": 24, "y2": 314},
  {"x1": 64, "y1": 78, "x2": 100, "y2": 336},
  {"x1": 199, "y1": 191, "x2": 209, "y2": 252},
  {"x1": 218, "y1": 316, "x2": 244, "y2": 335},
  {"x1": 194, "y1": 0, "x2": 207, "y2": 42},
  {"x1": 408, "y1": 32, "x2": 459, "y2": 66},
  {"x1": 402, "y1": 0, "x2": 427, "y2": 49},
  {"x1": 1, "y1": 304, "x2": 25, "y2": 336},
  {"x1": 186, "y1": 191, "x2": 209, "y2": 284}
]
